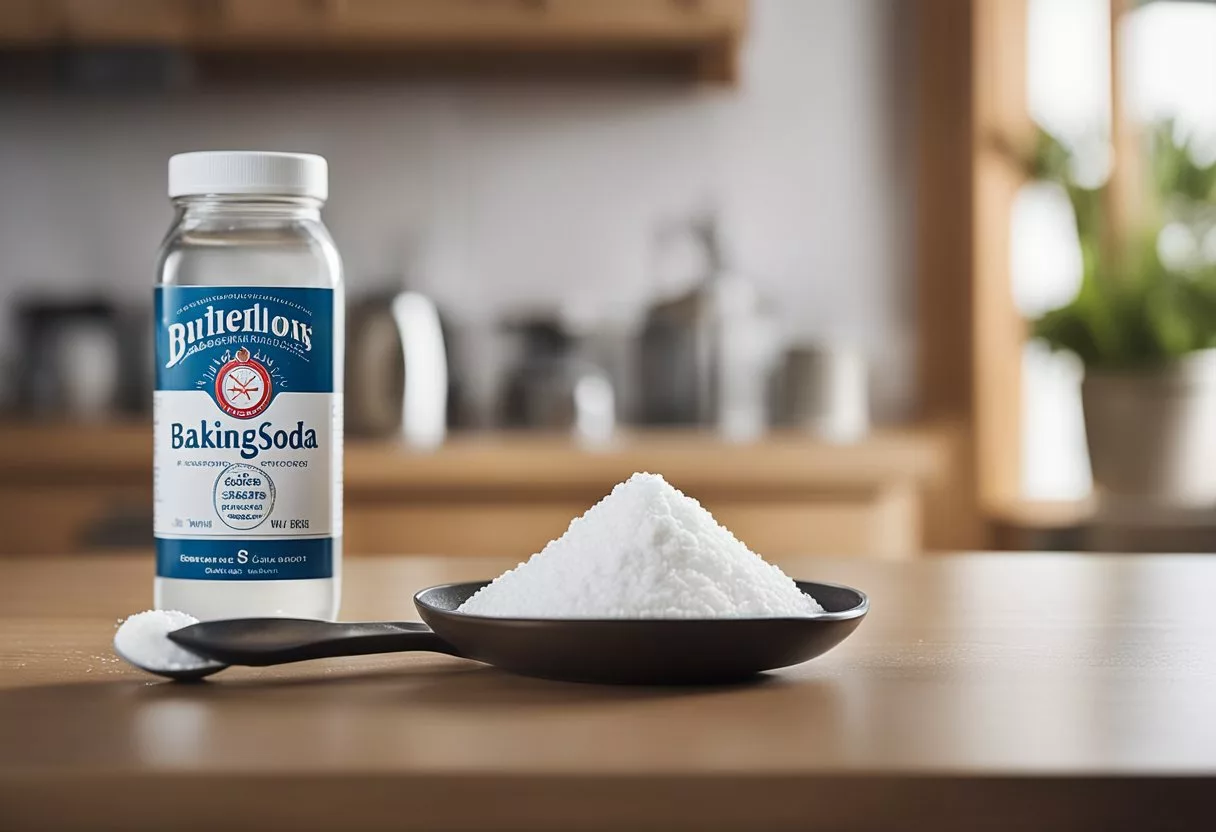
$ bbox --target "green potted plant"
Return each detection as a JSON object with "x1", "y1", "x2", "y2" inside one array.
[{"x1": 1031, "y1": 124, "x2": 1216, "y2": 508}]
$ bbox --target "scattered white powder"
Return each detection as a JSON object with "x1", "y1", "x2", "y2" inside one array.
[
  {"x1": 458, "y1": 472, "x2": 823, "y2": 618},
  {"x1": 113, "y1": 610, "x2": 220, "y2": 673}
]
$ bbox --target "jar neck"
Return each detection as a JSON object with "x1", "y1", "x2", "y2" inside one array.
[{"x1": 174, "y1": 195, "x2": 323, "y2": 222}]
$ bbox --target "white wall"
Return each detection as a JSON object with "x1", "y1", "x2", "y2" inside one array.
[{"x1": 0, "y1": 0, "x2": 917, "y2": 419}]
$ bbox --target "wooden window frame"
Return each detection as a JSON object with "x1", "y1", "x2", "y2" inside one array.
[{"x1": 915, "y1": 0, "x2": 1134, "y2": 545}]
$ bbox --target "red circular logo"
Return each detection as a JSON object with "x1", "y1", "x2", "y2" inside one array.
[{"x1": 215, "y1": 347, "x2": 273, "y2": 419}]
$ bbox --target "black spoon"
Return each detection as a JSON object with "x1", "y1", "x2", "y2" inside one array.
[{"x1": 156, "y1": 580, "x2": 867, "y2": 685}]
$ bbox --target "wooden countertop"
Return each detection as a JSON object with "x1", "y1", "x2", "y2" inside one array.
[
  {"x1": 2, "y1": 552, "x2": 1213, "y2": 830},
  {"x1": 0, "y1": 422, "x2": 949, "y2": 495}
]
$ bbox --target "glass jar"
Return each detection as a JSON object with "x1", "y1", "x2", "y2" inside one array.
[{"x1": 153, "y1": 151, "x2": 343, "y2": 620}]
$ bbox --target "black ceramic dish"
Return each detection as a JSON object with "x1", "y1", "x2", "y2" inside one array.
[
  {"x1": 165, "y1": 580, "x2": 868, "y2": 685},
  {"x1": 415, "y1": 580, "x2": 867, "y2": 684}
]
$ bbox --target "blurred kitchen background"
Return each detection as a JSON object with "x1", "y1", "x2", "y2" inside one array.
[{"x1": 3, "y1": 0, "x2": 1216, "y2": 559}]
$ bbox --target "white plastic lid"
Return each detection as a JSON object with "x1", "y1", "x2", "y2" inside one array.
[{"x1": 168, "y1": 151, "x2": 328, "y2": 200}]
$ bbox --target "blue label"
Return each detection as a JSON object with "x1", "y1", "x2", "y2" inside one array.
[
  {"x1": 154, "y1": 285, "x2": 338, "y2": 582},
  {"x1": 156, "y1": 537, "x2": 333, "y2": 580},
  {"x1": 155, "y1": 287, "x2": 334, "y2": 404}
]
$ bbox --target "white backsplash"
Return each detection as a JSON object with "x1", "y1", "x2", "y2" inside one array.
[{"x1": 0, "y1": 0, "x2": 917, "y2": 419}]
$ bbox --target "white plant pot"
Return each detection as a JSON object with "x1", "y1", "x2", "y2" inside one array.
[{"x1": 1082, "y1": 349, "x2": 1216, "y2": 509}]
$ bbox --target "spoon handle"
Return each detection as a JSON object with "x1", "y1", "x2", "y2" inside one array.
[{"x1": 168, "y1": 619, "x2": 464, "y2": 667}]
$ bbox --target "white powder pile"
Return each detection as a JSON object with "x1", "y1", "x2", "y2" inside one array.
[
  {"x1": 113, "y1": 610, "x2": 220, "y2": 673},
  {"x1": 458, "y1": 472, "x2": 823, "y2": 619}
]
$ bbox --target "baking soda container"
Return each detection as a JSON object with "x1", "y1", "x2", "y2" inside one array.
[{"x1": 154, "y1": 151, "x2": 343, "y2": 620}]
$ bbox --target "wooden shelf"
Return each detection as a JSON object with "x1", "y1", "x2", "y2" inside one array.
[
  {"x1": 0, "y1": 422, "x2": 947, "y2": 490},
  {"x1": 0, "y1": 0, "x2": 748, "y2": 84},
  {"x1": 991, "y1": 496, "x2": 1216, "y2": 553},
  {"x1": 0, "y1": 422, "x2": 953, "y2": 558}
]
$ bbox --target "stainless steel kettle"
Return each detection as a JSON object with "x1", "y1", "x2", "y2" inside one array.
[
  {"x1": 345, "y1": 290, "x2": 448, "y2": 449},
  {"x1": 637, "y1": 214, "x2": 777, "y2": 441}
]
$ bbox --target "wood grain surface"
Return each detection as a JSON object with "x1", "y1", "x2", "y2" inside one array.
[{"x1": 2, "y1": 553, "x2": 1214, "y2": 830}]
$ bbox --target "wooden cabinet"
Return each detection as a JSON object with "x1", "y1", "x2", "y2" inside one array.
[
  {"x1": 0, "y1": 0, "x2": 58, "y2": 43},
  {"x1": 344, "y1": 481, "x2": 924, "y2": 559},
  {"x1": 0, "y1": 423, "x2": 951, "y2": 559},
  {"x1": 59, "y1": 0, "x2": 198, "y2": 43},
  {"x1": 214, "y1": 0, "x2": 744, "y2": 43},
  {"x1": 0, "y1": 0, "x2": 747, "y2": 83}
]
